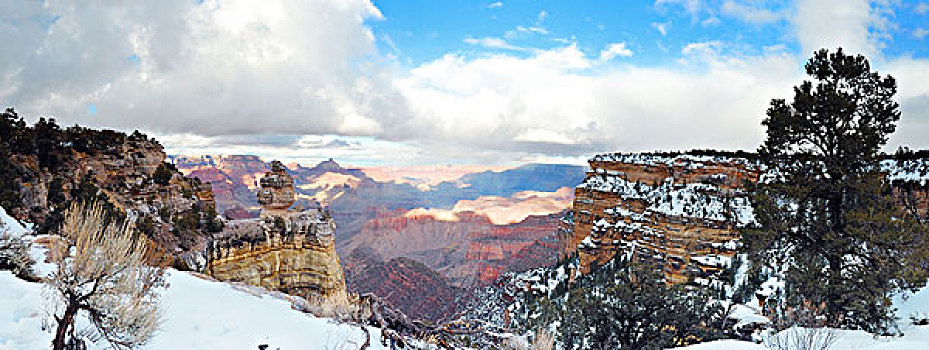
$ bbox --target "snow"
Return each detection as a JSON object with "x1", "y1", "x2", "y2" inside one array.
[
  {"x1": 882, "y1": 159, "x2": 929, "y2": 186},
  {"x1": 0, "y1": 208, "x2": 27, "y2": 237},
  {"x1": 895, "y1": 286, "x2": 929, "y2": 322},
  {"x1": 671, "y1": 325, "x2": 929, "y2": 350},
  {"x1": 0, "y1": 206, "x2": 394, "y2": 350},
  {"x1": 1, "y1": 271, "x2": 393, "y2": 350},
  {"x1": 578, "y1": 172, "x2": 756, "y2": 227}
]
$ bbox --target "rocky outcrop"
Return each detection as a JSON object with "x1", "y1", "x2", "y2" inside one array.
[
  {"x1": 206, "y1": 210, "x2": 347, "y2": 302},
  {"x1": 205, "y1": 161, "x2": 348, "y2": 302},
  {"x1": 570, "y1": 153, "x2": 929, "y2": 287},
  {"x1": 257, "y1": 161, "x2": 295, "y2": 216},
  {"x1": 571, "y1": 153, "x2": 763, "y2": 285},
  {"x1": 0, "y1": 112, "x2": 219, "y2": 262}
]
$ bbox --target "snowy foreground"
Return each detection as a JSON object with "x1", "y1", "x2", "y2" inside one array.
[
  {"x1": 1, "y1": 270, "x2": 392, "y2": 350},
  {"x1": 677, "y1": 326, "x2": 929, "y2": 350},
  {"x1": 0, "y1": 207, "x2": 392, "y2": 350},
  {"x1": 5, "y1": 205, "x2": 929, "y2": 350}
]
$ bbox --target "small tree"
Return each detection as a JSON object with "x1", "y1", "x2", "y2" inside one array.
[
  {"x1": 0, "y1": 222, "x2": 34, "y2": 280},
  {"x1": 556, "y1": 259, "x2": 724, "y2": 349},
  {"x1": 745, "y1": 48, "x2": 929, "y2": 332},
  {"x1": 152, "y1": 163, "x2": 174, "y2": 186},
  {"x1": 47, "y1": 202, "x2": 166, "y2": 350}
]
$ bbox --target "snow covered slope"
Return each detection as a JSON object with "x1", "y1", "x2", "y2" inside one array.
[
  {"x1": 673, "y1": 325, "x2": 929, "y2": 350},
  {"x1": 0, "y1": 207, "x2": 393, "y2": 350}
]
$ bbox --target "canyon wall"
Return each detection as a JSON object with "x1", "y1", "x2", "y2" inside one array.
[
  {"x1": 570, "y1": 153, "x2": 929, "y2": 287},
  {"x1": 571, "y1": 153, "x2": 763, "y2": 285}
]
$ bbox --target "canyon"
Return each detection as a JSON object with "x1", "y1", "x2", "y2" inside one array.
[{"x1": 170, "y1": 154, "x2": 585, "y2": 321}]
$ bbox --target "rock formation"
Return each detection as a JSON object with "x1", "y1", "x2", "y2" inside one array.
[
  {"x1": 0, "y1": 111, "x2": 219, "y2": 266},
  {"x1": 569, "y1": 152, "x2": 929, "y2": 287},
  {"x1": 257, "y1": 160, "x2": 296, "y2": 217},
  {"x1": 570, "y1": 153, "x2": 764, "y2": 285},
  {"x1": 206, "y1": 161, "x2": 348, "y2": 302}
]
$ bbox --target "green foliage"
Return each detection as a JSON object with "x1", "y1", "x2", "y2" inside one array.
[
  {"x1": 743, "y1": 48, "x2": 929, "y2": 333},
  {"x1": 152, "y1": 162, "x2": 174, "y2": 186},
  {"x1": 516, "y1": 256, "x2": 725, "y2": 350},
  {"x1": 0, "y1": 150, "x2": 22, "y2": 211}
]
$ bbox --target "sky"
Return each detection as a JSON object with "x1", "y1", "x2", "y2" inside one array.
[{"x1": 1, "y1": 0, "x2": 928, "y2": 166}]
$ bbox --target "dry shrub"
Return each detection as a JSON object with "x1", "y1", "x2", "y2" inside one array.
[
  {"x1": 296, "y1": 293, "x2": 370, "y2": 323},
  {"x1": 46, "y1": 202, "x2": 166, "y2": 350},
  {"x1": 531, "y1": 329, "x2": 555, "y2": 350},
  {"x1": 0, "y1": 224, "x2": 34, "y2": 279}
]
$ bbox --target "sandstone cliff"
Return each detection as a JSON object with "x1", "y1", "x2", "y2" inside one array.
[
  {"x1": 571, "y1": 153, "x2": 763, "y2": 285},
  {"x1": 205, "y1": 161, "x2": 348, "y2": 302},
  {"x1": 206, "y1": 210, "x2": 347, "y2": 302},
  {"x1": 569, "y1": 152, "x2": 929, "y2": 287}
]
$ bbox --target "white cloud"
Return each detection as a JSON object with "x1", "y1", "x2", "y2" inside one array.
[
  {"x1": 463, "y1": 37, "x2": 527, "y2": 51},
  {"x1": 1, "y1": 0, "x2": 398, "y2": 137},
  {"x1": 4, "y1": 0, "x2": 929, "y2": 166},
  {"x1": 915, "y1": 28, "x2": 929, "y2": 39},
  {"x1": 721, "y1": 0, "x2": 783, "y2": 24},
  {"x1": 681, "y1": 41, "x2": 722, "y2": 55},
  {"x1": 515, "y1": 25, "x2": 549, "y2": 35},
  {"x1": 701, "y1": 17, "x2": 721, "y2": 26},
  {"x1": 600, "y1": 42, "x2": 634, "y2": 60},
  {"x1": 652, "y1": 21, "x2": 671, "y2": 36},
  {"x1": 794, "y1": 0, "x2": 886, "y2": 57},
  {"x1": 486, "y1": 1, "x2": 503, "y2": 9},
  {"x1": 394, "y1": 43, "x2": 802, "y2": 158}
]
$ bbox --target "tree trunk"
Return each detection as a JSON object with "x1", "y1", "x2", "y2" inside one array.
[{"x1": 52, "y1": 300, "x2": 79, "y2": 350}]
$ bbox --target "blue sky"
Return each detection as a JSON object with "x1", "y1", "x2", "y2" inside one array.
[
  {"x1": 1, "y1": 0, "x2": 928, "y2": 166},
  {"x1": 368, "y1": 0, "x2": 926, "y2": 66}
]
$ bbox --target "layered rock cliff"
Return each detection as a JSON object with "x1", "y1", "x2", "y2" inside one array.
[
  {"x1": 206, "y1": 210, "x2": 347, "y2": 302},
  {"x1": 569, "y1": 152, "x2": 929, "y2": 287},
  {"x1": 571, "y1": 153, "x2": 764, "y2": 285},
  {"x1": 205, "y1": 161, "x2": 347, "y2": 302}
]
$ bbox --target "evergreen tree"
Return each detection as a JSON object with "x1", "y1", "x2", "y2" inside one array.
[{"x1": 744, "y1": 48, "x2": 929, "y2": 333}]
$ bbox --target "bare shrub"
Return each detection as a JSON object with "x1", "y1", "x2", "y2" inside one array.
[
  {"x1": 764, "y1": 326, "x2": 839, "y2": 350},
  {"x1": 46, "y1": 202, "x2": 166, "y2": 350},
  {"x1": 764, "y1": 301, "x2": 839, "y2": 350},
  {"x1": 532, "y1": 329, "x2": 555, "y2": 350},
  {"x1": 0, "y1": 223, "x2": 34, "y2": 279},
  {"x1": 296, "y1": 293, "x2": 370, "y2": 323}
]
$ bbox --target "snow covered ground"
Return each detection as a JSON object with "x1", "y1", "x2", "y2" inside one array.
[
  {"x1": 672, "y1": 289, "x2": 929, "y2": 350},
  {"x1": 675, "y1": 325, "x2": 929, "y2": 350},
  {"x1": 0, "y1": 207, "x2": 394, "y2": 350}
]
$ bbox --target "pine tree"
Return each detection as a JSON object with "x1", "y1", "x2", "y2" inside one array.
[{"x1": 744, "y1": 48, "x2": 929, "y2": 333}]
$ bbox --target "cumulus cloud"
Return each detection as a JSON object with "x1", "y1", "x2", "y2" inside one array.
[
  {"x1": 394, "y1": 42, "x2": 803, "y2": 157},
  {"x1": 600, "y1": 43, "x2": 634, "y2": 60},
  {"x1": 3, "y1": 0, "x2": 928, "y2": 167},
  {"x1": 794, "y1": 0, "x2": 887, "y2": 57},
  {"x1": 487, "y1": 2, "x2": 503, "y2": 9},
  {"x1": 1, "y1": 0, "x2": 402, "y2": 137}
]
